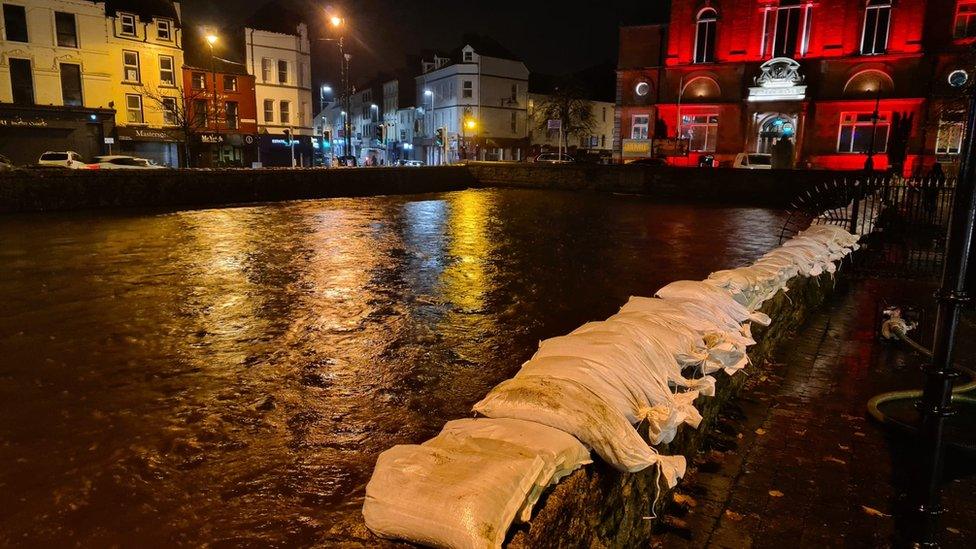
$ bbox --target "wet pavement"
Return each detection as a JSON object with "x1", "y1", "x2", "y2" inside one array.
[
  {"x1": 0, "y1": 188, "x2": 787, "y2": 546},
  {"x1": 654, "y1": 276, "x2": 976, "y2": 548}
]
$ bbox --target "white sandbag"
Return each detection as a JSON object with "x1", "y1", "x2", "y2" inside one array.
[
  {"x1": 473, "y1": 376, "x2": 686, "y2": 481},
  {"x1": 364, "y1": 443, "x2": 544, "y2": 549},
  {"x1": 656, "y1": 280, "x2": 771, "y2": 326},
  {"x1": 431, "y1": 418, "x2": 591, "y2": 522}
]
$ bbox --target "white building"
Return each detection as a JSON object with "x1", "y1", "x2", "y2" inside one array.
[
  {"x1": 382, "y1": 75, "x2": 417, "y2": 163},
  {"x1": 245, "y1": 22, "x2": 313, "y2": 166},
  {"x1": 527, "y1": 93, "x2": 615, "y2": 157},
  {"x1": 415, "y1": 37, "x2": 529, "y2": 164}
]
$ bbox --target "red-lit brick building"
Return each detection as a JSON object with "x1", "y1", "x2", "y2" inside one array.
[
  {"x1": 182, "y1": 62, "x2": 259, "y2": 168},
  {"x1": 616, "y1": 0, "x2": 973, "y2": 174}
]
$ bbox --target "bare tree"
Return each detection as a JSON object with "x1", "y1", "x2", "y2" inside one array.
[
  {"x1": 139, "y1": 81, "x2": 224, "y2": 167},
  {"x1": 534, "y1": 83, "x2": 597, "y2": 148}
]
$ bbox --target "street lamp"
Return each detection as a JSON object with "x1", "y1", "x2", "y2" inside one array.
[
  {"x1": 319, "y1": 13, "x2": 351, "y2": 161},
  {"x1": 461, "y1": 115, "x2": 477, "y2": 161}
]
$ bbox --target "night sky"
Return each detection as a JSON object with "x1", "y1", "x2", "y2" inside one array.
[{"x1": 183, "y1": 0, "x2": 669, "y2": 92}]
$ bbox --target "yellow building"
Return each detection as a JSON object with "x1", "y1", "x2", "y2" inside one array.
[
  {"x1": 103, "y1": 0, "x2": 185, "y2": 166},
  {"x1": 0, "y1": 0, "x2": 116, "y2": 164}
]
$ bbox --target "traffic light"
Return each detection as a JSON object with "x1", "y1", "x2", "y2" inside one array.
[
  {"x1": 375, "y1": 124, "x2": 383, "y2": 140},
  {"x1": 323, "y1": 129, "x2": 332, "y2": 143},
  {"x1": 435, "y1": 127, "x2": 445, "y2": 147},
  {"x1": 283, "y1": 128, "x2": 292, "y2": 144}
]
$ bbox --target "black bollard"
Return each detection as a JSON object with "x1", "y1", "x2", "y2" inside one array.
[{"x1": 913, "y1": 70, "x2": 976, "y2": 547}]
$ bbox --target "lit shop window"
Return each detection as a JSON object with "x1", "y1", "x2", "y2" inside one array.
[
  {"x1": 631, "y1": 115, "x2": 650, "y2": 139},
  {"x1": 680, "y1": 114, "x2": 718, "y2": 152},
  {"x1": 861, "y1": 0, "x2": 891, "y2": 55},
  {"x1": 694, "y1": 8, "x2": 717, "y2": 63},
  {"x1": 936, "y1": 121, "x2": 964, "y2": 155},
  {"x1": 955, "y1": 1, "x2": 976, "y2": 38},
  {"x1": 837, "y1": 112, "x2": 890, "y2": 153}
]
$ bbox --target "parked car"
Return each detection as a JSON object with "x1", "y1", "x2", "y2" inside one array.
[
  {"x1": 38, "y1": 151, "x2": 88, "y2": 169},
  {"x1": 733, "y1": 153, "x2": 772, "y2": 170},
  {"x1": 534, "y1": 153, "x2": 575, "y2": 163},
  {"x1": 628, "y1": 157, "x2": 668, "y2": 167},
  {"x1": 402, "y1": 160, "x2": 425, "y2": 167},
  {"x1": 92, "y1": 155, "x2": 166, "y2": 169}
]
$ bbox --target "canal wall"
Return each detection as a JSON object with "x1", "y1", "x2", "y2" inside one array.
[
  {"x1": 466, "y1": 162, "x2": 830, "y2": 208},
  {"x1": 505, "y1": 270, "x2": 841, "y2": 548},
  {"x1": 0, "y1": 166, "x2": 477, "y2": 213}
]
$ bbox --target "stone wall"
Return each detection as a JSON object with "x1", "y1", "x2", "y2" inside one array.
[
  {"x1": 506, "y1": 270, "x2": 841, "y2": 548},
  {"x1": 0, "y1": 166, "x2": 477, "y2": 213},
  {"x1": 466, "y1": 162, "x2": 832, "y2": 208}
]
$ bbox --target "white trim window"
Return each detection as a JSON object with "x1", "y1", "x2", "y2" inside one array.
[
  {"x1": 120, "y1": 13, "x2": 136, "y2": 36},
  {"x1": 280, "y1": 100, "x2": 291, "y2": 124},
  {"x1": 264, "y1": 99, "x2": 274, "y2": 123},
  {"x1": 277, "y1": 60, "x2": 289, "y2": 84},
  {"x1": 955, "y1": 1, "x2": 976, "y2": 39},
  {"x1": 837, "y1": 112, "x2": 890, "y2": 153},
  {"x1": 762, "y1": 1, "x2": 810, "y2": 58},
  {"x1": 694, "y1": 8, "x2": 717, "y2": 64},
  {"x1": 122, "y1": 50, "x2": 140, "y2": 82},
  {"x1": 462, "y1": 80, "x2": 473, "y2": 99},
  {"x1": 936, "y1": 121, "x2": 964, "y2": 154},
  {"x1": 161, "y1": 96, "x2": 177, "y2": 125},
  {"x1": 157, "y1": 19, "x2": 172, "y2": 41},
  {"x1": 159, "y1": 55, "x2": 175, "y2": 86},
  {"x1": 126, "y1": 93, "x2": 143, "y2": 123},
  {"x1": 631, "y1": 115, "x2": 650, "y2": 139},
  {"x1": 261, "y1": 58, "x2": 272, "y2": 82},
  {"x1": 680, "y1": 113, "x2": 719, "y2": 152},
  {"x1": 861, "y1": 0, "x2": 891, "y2": 55}
]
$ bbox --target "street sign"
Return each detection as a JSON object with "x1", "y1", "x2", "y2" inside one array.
[
  {"x1": 547, "y1": 119, "x2": 562, "y2": 130},
  {"x1": 103, "y1": 137, "x2": 115, "y2": 144}
]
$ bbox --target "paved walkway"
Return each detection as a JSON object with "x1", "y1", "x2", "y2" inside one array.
[{"x1": 653, "y1": 278, "x2": 976, "y2": 548}]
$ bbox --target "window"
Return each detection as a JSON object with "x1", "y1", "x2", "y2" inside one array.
[
  {"x1": 157, "y1": 19, "x2": 171, "y2": 41},
  {"x1": 263, "y1": 99, "x2": 274, "y2": 122},
  {"x1": 511, "y1": 111, "x2": 517, "y2": 133},
  {"x1": 511, "y1": 84, "x2": 517, "y2": 101},
  {"x1": 60, "y1": 63, "x2": 82, "y2": 106},
  {"x1": 300, "y1": 102, "x2": 307, "y2": 126},
  {"x1": 837, "y1": 112, "x2": 890, "y2": 153},
  {"x1": 193, "y1": 99, "x2": 207, "y2": 127},
  {"x1": 632, "y1": 115, "x2": 650, "y2": 139},
  {"x1": 280, "y1": 100, "x2": 291, "y2": 124},
  {"x1": 123, "y1": 51, "x2": 140, "y2": 82},
  {"x1": 225, "y1": 101, "x2": 239, "y2": 129},
  {"x1": 680, "y1": 114, "x2": 719, "y2": 152},
  {"x1": 162, "y1": 97, "x2": 177, "y2": 125},
  {"x1": 191, "y1": 72, "x2": 205, "y2": 90},
  {"x1": 278, "y1": 60, "x2": 288, "y2": 84},
  {"x1": 159, "y1": 55, "x2": 175, "y2": 86},
  {"x1": 120, "y1": 13, "x2": 136, "y2": 36},
  {"x1": 223, "y1": 75, "x2": 237, "y2": 91},
  {"x1": 55, "y1": 12, "x2": 78, "y2": 48},
  {"x1": 3, "y1": 4, "x2": 27, "y2": 42},
  {"x1": 299, "y1": 62, "x2": 306, "y2": 87},
  {"x1": 126, "y1": 94, "x2": 144, "y2": 123},
  {"x1": 773, "y1": 2, "x2": 802, "y2": 58},
  {"x1": 862, "y1": 1, "x2": 891, "y2": 55},
  {"x1": 9, "y1": 58, "x2": 33, "y2": 105},
  {"x1": 602, "y1": 107, "x2": 607, "y2": 123},
  {"x1": 694, "y1": 8, "x2": 717, "y2": 63},
  {"x1": 261, "y1": 58, "x2": 272, "y2": 82},
  {"x1": 955, "y1": 1, "x2": 976, "y2": 38},
  {"x1": 936, "y1": 121, "x2": 964, "y2": 154},
  {"x1": 462, "y1": 80, "x2": 473, "y2": 99},
  {"x1": 463, "y1": 50, "x2": 473, "y2": 62}
]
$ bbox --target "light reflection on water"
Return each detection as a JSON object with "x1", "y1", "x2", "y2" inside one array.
[{"x1": 0, "y1": 188, "x2": 786, "y2": 546}]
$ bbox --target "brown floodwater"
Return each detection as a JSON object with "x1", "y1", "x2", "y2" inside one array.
[{"x1": 0, "y1": 188, "x2": 786, "y2": 547}]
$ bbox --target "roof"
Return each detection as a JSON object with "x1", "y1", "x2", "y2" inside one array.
[
  {"x1": 100, "y1": 0, "x2": 180, "y2": 24},
  {"x1": 455, "y1": 34, "x2": 522, "y2": 63}
]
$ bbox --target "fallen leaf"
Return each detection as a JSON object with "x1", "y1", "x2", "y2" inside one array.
[
  {"x1": 724, "y1": 510, "x2": 744, "y2": 521},
  {"x1": 824, "y1": 456, "x2": 847, "y2": 465},
  {"x1": 769, "y1": 490, "x2": 785, "y2": 498},
  {"x1": 947, "y1": 527, "x2": 961, "y2": 534},
  {"x1": 737, "y1": 433, "x2": 744, "y2": 439},
  {"x1": 854, "y1": 432, "x2": 867, "y2": 437},
  {"x1": 862, "y1": 505, "x2": 891, "y2": 518},
  {"x1": 755, "y1": 428, "x2": 766, "y2": 436},
  {"x1": 673, "y1": 493, "x2": 698, "y2": 508}
]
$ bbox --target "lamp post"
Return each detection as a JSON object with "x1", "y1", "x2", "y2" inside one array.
[
  {"x1": 864, "y1": 87, "x2": 882, "y2": 172},
  {"x1": 320, "y1": 15, "x2": 351, "y2": 162},
  {"x1": 462, "y1": 114, "x2": 476, "y2": 161},
  {"x1": 206, "y1": 34, "x2": 218, "y2": 131},
  {"x1": 424, "y1": 89, "x2": 434, "y2": 164}
]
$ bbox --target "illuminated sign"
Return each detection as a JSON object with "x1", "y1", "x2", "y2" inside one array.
[{"x1": 748, "y1": 57, "x2": 806, "y2": 102}]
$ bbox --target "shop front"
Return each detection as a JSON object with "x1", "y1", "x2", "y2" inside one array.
[
  {"x1": 115, "y1": 127, "x2": 182, "y2": 167},
  {"x1": 191, "y1": 133, "x2": 259, "y2": 168},
  {"x1": 0, "y1": 104, "x2": 114, "y2": 165},
  {"x1": 257, "y1": 134, "x2": 314, "y2": 167}
]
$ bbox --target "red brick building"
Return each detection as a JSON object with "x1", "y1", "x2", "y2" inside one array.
[
  {"x1": 616, "y1": 0, "x2": 973, "y2": 174},
  {"x1": 182, "y1": 63, "x2": 258, "y2": 168}
]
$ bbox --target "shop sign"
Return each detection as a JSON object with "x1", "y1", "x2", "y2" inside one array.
[
  {"x1": 199, "y1": 133, "x2": 225, "y2": 144},
  {"x1": 0, "y1": 117, "x2": 50, "y2": 127},
  {"x1": 621, "y1": 139, "x2": 651, "y2": 158},
  {"x1": 117, "y1": 127, "x2": 181, "y2": 142}
]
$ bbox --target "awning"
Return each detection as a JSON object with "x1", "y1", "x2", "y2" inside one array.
[{"x1": 116, "y1": 126, "x2": 182, "y2": 143}]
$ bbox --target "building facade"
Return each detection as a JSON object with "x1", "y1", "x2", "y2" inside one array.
[
  {"x1": 245, "y1": 23, "x2": 313, "y2": 167},
  {"x1": 182, "y1": 64, "x2": 257, "y2": 168},
  {"x1": 105, "y1": 0, "x2": 185, "y2": 167},
  {"x1": 527, "y1": 92, "x2": 615, "y2": 160},
  {"x1": 415, "y1": 40, "x2": 530, "y2": 164},
  {"x1": 617, "y1": 0, "x2": 972, "y2": 174},
  {"x1": 0, "y1": 0, "x2": 116, "y2": 165}
]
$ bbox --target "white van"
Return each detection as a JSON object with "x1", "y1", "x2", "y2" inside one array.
[{"x1": 733, "y1": 153, "x2": 772, "y2": 170}]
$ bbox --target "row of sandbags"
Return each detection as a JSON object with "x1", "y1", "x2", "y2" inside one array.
[{"x1": 363, "y1": 223, "x2": 861, "y2": 549}]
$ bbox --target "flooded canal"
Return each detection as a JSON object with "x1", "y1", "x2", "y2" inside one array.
[{"x1": 0, "y1": 188, "x2": 786, "y2": 546}]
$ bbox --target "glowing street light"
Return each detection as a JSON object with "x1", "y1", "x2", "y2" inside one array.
[
  {"x1": 464, "y1": 118, "x2": 477, "y2": 130},
  {"x1": 330, "y1": 15, "x2": 343, "y2": 27},
  {"x1": 206, "y1": 34, "x2": 218, "y2": 45},
  {"x1": 424, "y1": 89, "x2": 433, "y2": 96}
]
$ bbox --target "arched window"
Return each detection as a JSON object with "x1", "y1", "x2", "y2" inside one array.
[
  {"x1": 694, "y1": 8, "x2": 718, "y2": 63},
  {"x1": 861, "y1": 0, "x2": 891, "y2": 55}
]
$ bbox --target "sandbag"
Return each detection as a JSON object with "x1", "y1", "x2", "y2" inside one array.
[
  {"x1": 473, "y1": 376, "x2": 686, "y2": 480},
  {"x1": 364, "y1": 443, "x2": 544, "y2": 549},
  {"x1": 656, "y1": 280, "x2": 771, "y2": 326}
]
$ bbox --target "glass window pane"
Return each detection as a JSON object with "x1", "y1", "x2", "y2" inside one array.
[
  {"x1": 3, "y1": 5, "x2": 28, "y2": 42},
  {"x1": 9, "y1": 58, "x2": 33, "y2": 104},
  {"x1": 60, "y1": 63, "x2": 82, "y2": 106}
]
